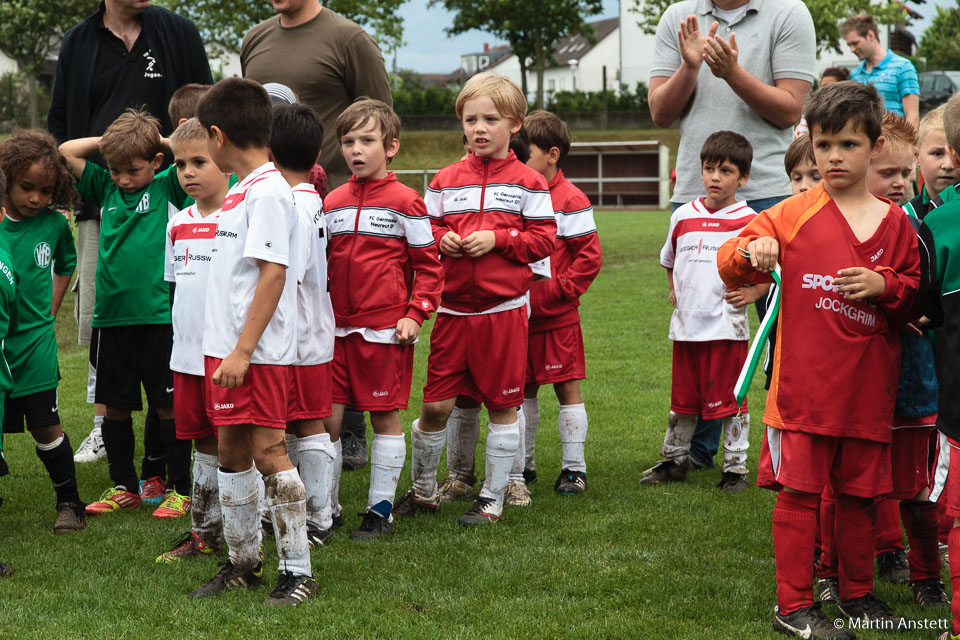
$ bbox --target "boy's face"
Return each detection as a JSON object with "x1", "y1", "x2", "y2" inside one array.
[
  {"x1": 460, "y1": 95, "x2": 521, "y2": 159},
  {"x1": 811, "y1": 121, "x2": 876, "y2": 193},
  {"x1": 340, "y1": 118, "x2": 399, "y2": 180},
  {"x1": 865, "y1": 144, "x2": 914, "y2": 204},
  {"x1": 174, "y1": 140, "x2": 228, "y2": 203},
  {"x1": 108, "y1": 153, "x2": 162, "y2": 194},
  {"x1": 789, "y1": 157, "x2": 822, "y2": 195},
  {"x1": 5, "y1": 161, "x2": 57, "y2": 219},
  {"x1": 916, "y1": 128, "x2": 959, "y2": 197},
  {"x1": 700, "y1": 158, "x2": 747, "y2": 206},
  {"x1": 526, "y1": 143, "x2": 556, "y2": 179}
]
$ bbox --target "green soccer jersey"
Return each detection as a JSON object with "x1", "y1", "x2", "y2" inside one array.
[
  {"x1": 0, "y1": 209, "x2": 76, "y2": 397},
  {"x1": 0, "y1": 243, "x2": 20, "y2": 446},
  {"x1": 77, "y1": 161, "x2": 186, "y2": 327}
]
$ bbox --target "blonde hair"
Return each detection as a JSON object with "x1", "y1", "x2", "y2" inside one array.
[
  {"x1": 170, "y1": 118, "x2": 209, "y2": 154},
  {"x1": 455, "y1": 73, "x2": 526, "y2": 124},
  {"x1": 918, "y1": 104, "x2": 947, "y2": 146},
  {"x1": 99, "y1": 108, "x2": 162, "y2": 166},
  {"x1": 880, "y1": 112, "x2": 917, "y2": 155}
]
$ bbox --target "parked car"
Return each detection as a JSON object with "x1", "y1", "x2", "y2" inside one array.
[{"x1": 919, "y1": 71, "x2": 960, "y2": 110}]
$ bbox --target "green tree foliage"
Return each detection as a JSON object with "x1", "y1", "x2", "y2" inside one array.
[
  {"x1": 917, "y1": 4, "x2": 960, "y2": 71},
  {"x1": 431, "y1": 0, "x2": 604, "y2": 109},
  {"x1": 547, "y1": 82, "x2": 649, "y2": 113}
]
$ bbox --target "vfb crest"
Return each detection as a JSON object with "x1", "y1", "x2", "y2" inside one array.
[{"x1": 34, "y1": 242, "x2": 51, "y2": 268}]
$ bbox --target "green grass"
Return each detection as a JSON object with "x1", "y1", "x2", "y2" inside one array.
[{"x1": 0, "y1": 211, "x2": 948, "y2": 639}]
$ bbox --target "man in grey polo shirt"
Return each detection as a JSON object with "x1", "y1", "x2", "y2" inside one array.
[{"x1": 648, "y1": 0, "x2": 815, "y2": 473}]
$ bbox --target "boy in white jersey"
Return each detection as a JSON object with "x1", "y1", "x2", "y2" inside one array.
[
  {"x1": 642, "y1": 131, "x2": 760, "y2": 491},
  {"x1": 268, "y1": 103, "x2": 338, "y2": 547},
  {"x1": 156, "y1": 118, "x2": 231, "y2": 562},
  {"x1": 191, "y1": 78, "x2": 314, "y2": 607}
]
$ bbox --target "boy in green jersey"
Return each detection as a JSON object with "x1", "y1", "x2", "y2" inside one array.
[
  {"x1": 61, "y1": 109, "x2": 193, "y2": 517},
  {"x1": 0, "y1": 131, "x2": 84, "y2": 532}
]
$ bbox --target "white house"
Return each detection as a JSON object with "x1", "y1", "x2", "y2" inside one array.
[{"x1": 617, "y1": 5, "x2": 661, "y2": 91}]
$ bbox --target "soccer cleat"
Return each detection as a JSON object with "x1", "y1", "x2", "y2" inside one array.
[
  {"x1": 261, "y1": 517, "x2": 274, "y2": 537},
  {"x1": 523, "y1": 467, "x2": 538, "y2": 484},
  {"x1": 437, "y1": 476, "x2": 476, "y2": 502},
  {"x1": 639, "y1": 459, "x2": 689, "y2": 485},
  {"x1": 306, "y1": 522, "x2": 334, "y2": 547},
  {"x1": 773, "y1": 603, "x2": 855, "y2": 639},
  {"x1": 349, "y1": 510, "x2": 394, "y2": 540},
  {"x1": 504, "y1": 479, "x2": 532, "y2": 506},
  {"x1": 152, "y1": 490, "x2": 191, "y2": 519},
  {"x1": 264, "y1": 571, "x2": 317, "y2": 607},
  {"x1": 458, "y1": 496, "x2": 501, "y2": 526},
  {"x1": 937, "y1": 632, "x2": 960, "y2": 640},
  {"x1": 156, "y1": 530, "x2": 220, "y2": 563},
  {"x1": 139, "y1": 476, "x2": 166, "y2": 506},
  {"x1": 837, "y1": 593, "x2": 903, "y2": 630},
  {"x1": 876, "y1": 549, "x2": 910, "y2": 584},
  {"x1": 717, "y1": 471, "x2": 749, "y2": 493},
  {"x1": 912, "y1": 578, "x2": 949, "y2": 608},
  {"x1": 555, "y1": 469, "x2": 587, "y2": 494},
  {"x1": 816, "y1": 577, "x2": 839, "y2": 603},
  {"x1": 73, "y1": 426, "x2": 106, "y2": 463},
  {"x1": 190, "y1": 560, "x2": 264, "y2": 598},
  {"x1": 340, "y1": 413, "x2": 368, "y2": 471},
  {"x1": 332, "y1": 513, "x2": 344, "y2": 529},
  {"x1": 85, "y1": 487, "x2": 142, "y2": 515},
  {"x1": 393, "y1": 489, "x2": 441, "y2": 517},
  {"x1": 53, "y1": 502, "x2": 86, "y2": 534}
]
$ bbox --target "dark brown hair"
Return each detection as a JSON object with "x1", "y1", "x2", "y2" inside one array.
[
  {"x1": 271, "y1": 103, "x2": 325, "y2": 173},
  {"x1": 784, "y1": 134, "x2": 816, "y2": 175},
  {"x1": 700, "y1": 130, "x2": 752, "y2": 176},
  {"x1": 0, "y1": 130, "x2": 78, "y2": 211},
  {"x1": 821, "y1": 67, "x2": 850, "y2": 83},
  {"x1": 840, "y1": 14, "x2": 879, "y2": 39},
  {"x1": 804, "y1": 81, "x2": 883, "y2": 144},
  {"x1": 336, "y1": 98, "x2": 401, "y2": 151},
  {"x1": 196, "y1": 78, "x2": 272, "y2": 149},
  {"x1": 524, "y1": 110, "x2": 571, "y2": 162}
]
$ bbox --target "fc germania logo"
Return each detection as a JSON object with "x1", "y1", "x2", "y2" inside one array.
[
  {"x1": 136, "y1": 193, "x2": 150, "y2": 214},
  {"x1": 34, "y1": 242, "x2": 51, "y2": 268}
]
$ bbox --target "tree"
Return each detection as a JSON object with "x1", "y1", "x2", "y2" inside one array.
[
  {"x1": 917, "y1": 4, "x2": 960, "y2": 71},
  {"x1": 630, "y1": 0, "x2": 906, "y2": 55},
  {"x1": 0, "y1": 0, "x2": 99, "y2": 127},
  {"x1": 432, "y1": 0, "x2": 604, "y2": 109}
]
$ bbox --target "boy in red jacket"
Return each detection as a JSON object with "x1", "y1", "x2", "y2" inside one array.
[
  {"x1": 394, "y1": 73, "x2": 557, "y2": 526},
  {"x1": 323, "y1": 99, "x2": 443, "y2": 539}
]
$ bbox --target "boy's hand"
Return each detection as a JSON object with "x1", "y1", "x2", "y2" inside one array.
[
  {"x1": 835, "y1": 267, "x2": 886, "y2": 300},
  {"x1": 462, "y1": 230, "x2": 496, "y2": 257},
  {"x1": 724, "y1": 285, "x2": 762, "y2": 308},
  {"x1": 903, "y1": 315, "x2": 930, "y2": 336},
  {"x1": 439, "y1": 231, "x2": 464, "y2": 257},
  {"x1": 212, "y1": 350, "x2": 250, "y2": 389},
  {"x1": 745, "y1": 237, "x2": 779, "y2": 272},
  {"x1": 669, "y1": 289, "x2": 677, "y2": 308},
  {"x1": 396, "y1": 317, "x2": 421, "y2": 345}
]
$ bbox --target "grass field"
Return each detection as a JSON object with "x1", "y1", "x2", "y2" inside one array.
[{"x1": 0, "y1": 210, "x2": 948, "y2": 639}]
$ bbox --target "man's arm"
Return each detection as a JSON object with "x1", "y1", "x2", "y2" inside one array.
[
  {"x1": 902, "y1": 94, "x2": 919, "y2": 131},
  {"x1": 58, "y1": 137, "x2": 101, "y2": 178},
  {"x1": 648, "y1": 15, "x2": 716, "y2": 128}
]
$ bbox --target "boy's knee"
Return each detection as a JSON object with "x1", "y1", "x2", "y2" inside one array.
[{"x1": 420, "y1": 401, "x2": 453, "y2": 430}]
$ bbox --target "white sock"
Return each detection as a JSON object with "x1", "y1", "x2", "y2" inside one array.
[
  {"x1": 660, "y1": 411, "x2": 697, "y2": 464},
  {"x1": 558, "y1": 403, "x2": 588, "y2": 473},
  {"x1": 191, "y1": 451, "x2": 221, "y2": 545},
  {"x1": 368, "y1": 434, "x2": 406, "y2": 519},
  {"x1": 522, "y1": 397, "x2": 540, "y2": 470},
  {"x1": 508, "y1": 406, "x2": 526, "y2": 482},
  {"x1": 331, "y1": 438, "x2": 342, "y2": 518},
  {"x1": 218, "y1": 465, "x2": 260, "y2": 569},
  {"x1": 722, "y1": 413, "x2": 750, "y2": 474},
  {"x1": 285, "y1": 433, "x2": 299, "y2": 470},
  {"x1": 296, "y1": 433, "x2": 335, "y2": 529},
  {"x1": 93, "y1": 414, "x2": 104, "y2": 430},
  {"x1": 479, "y1": 420, "x2": 520, "y2": 508},
  {"x1": 257, "y1": 471, "x2": 267, "y2": 525},
  {"x1": 264, "y1": 469, "x2": 311, "y2": 577},
  {"x1": 37, "y1": 435, "x2": 64, "y2": 451},
  {"x1": 411, "y1": 419, "x2": 446, "y2": 499},
  {"x1": 445, "y1": 406, "x2": 480, "y2": 484}
]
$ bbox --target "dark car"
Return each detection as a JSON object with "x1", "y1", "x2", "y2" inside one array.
[{"x1": 919, "y1": 71, "x2": 960, "y2": 110}]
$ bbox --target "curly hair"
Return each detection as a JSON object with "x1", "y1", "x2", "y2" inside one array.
[{"x1": 0, "y1": 129, "x2": 77, "y2": 210}]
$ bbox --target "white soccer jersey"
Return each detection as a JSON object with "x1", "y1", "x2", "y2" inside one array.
[
  {"x1": 165, "y1": 204, "x2": 220, "y2": 375},
  {"x1": 292, "y1": 184, "x2": 334, "y2": 365},
  {"x1": 202, "y1": 163, "x2": 299, "y2": 365},
  {"x1": 660, "y1": 198, "x2": 756, "y2": 342}
]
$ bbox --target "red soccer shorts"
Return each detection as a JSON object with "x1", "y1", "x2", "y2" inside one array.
[
  {"x1": 287, "y1": 363, "x2": 333, "y2": 421},
  {"x1": 423, "y1": 307, "x2": 527, "y2": 410},
  {"x1": 525, "y1": 323, "x2": 586, "y2": 386},
  {"x1": 671, "y1": 340, "x2": 747, "y2": 419},
  {"x1": 204, "y1": 356, "x2": 290, "y2": 429},
  {"x1": 758, "y1": 426, "x2": 892, "y2": 497},
  {"x1": 173, "y1": 371, "x2": 217, "y2": 440},
  {"x1": 889, "y1": 424, "x2": 936, "y2": 500},
  {"x1": 331, "y1": 334, "x2": 414, "y2": 411}
]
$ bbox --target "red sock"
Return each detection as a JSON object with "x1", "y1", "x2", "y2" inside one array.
[
  {"x1": 814, "y1": 495, "x2": 823, "y2": 559},
  {"x1": 874, "y1": 497, "x2": 904, "y2": 554},
  {"x1": 835, "y1": 494, "x2": 877, "y2": 602},
  {"x1": 949, "y1": 527, "x2": 960, "y2": 635},
  {"x1": 773, "y1": 491, "x2": 819, "y2": 614},
  {"x1": 819, "y1": 489, "x2": 838, "y2": 579},
  {"x1": 901, "y1": 501, "x2": 941, "y2": 582}
]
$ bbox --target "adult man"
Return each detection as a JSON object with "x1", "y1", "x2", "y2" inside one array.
[
  {"x1": 842, "y1": 14, "x2": 919, "y2": 129},
  {"x1": 48, "y1": 0, "x2": 212, "y2": 463},
  {"x1": 648, "y1": 0, "x2": 815, "y2": 470}
]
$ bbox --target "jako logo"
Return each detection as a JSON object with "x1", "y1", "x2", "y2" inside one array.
[
  {"x1": 34, "y1": 242, "x2": 51, "y2": 268},
  {"x1": 801, "y1": 273, "x2": 840, "y2": 292},
  {"x1": 372, "y1": 390, "x2": 389, "y2": 397},
  {"x1": 870, "y1": 248, "x2": 884, "y2": 262},
  {"x1": 545, "y1": 363, "x2": 563, "y2": 370},
  {"x1": 502, "y1": 387, "x2": 520, "y2": 395},
  {"x1": 213, "y1": 402, "x2": 235, "y2": 411}
]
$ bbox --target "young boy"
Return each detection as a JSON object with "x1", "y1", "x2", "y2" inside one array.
[
  {"x1": 190, "y1": 77, "x2": 314, "y2": 606},
  {"x1": 518, "y1": 110, "x2": 602, "y2": 499},
  {"x1": 718, "y1": 81, "x2": 919, "y2": 637},
  {"x1": 156, "y1": 118, "x2": 232, "y2": 561},
  {"x1": 906, "y1": 104, "x2": 959, "y2": 220},
  {"x1": 395, "y1": 73, "x2": 556, "y2": 526},
  {"x1": 0, "y1": 131, "x2": 81, "y2": 532},
  {"x1": 642, "y1": 130, "x2": 756, "y2": 492},
  {"x1": 60, "y1": 110, "x2": 192, "y2": 518},
  {"x1": 786, "y1": 134, "x2": 822, "y2": 195},
  {"x1": 323, "y1": 99, "x2": 442, "y2": 538},
  {"x1": 168, "y1": 83, "x2": 211, "y2": 128}
]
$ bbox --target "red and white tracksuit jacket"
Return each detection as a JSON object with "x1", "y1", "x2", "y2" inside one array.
[
  {"x1": 425, "y1": 151, "x2": 557, "y2": 313},
  {"x1": 324, "y1": 172, "x2": 443, "y2": 329}
]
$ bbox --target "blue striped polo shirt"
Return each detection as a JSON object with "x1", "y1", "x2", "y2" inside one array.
[{"x1": 849, "y1": 51, "x2": 919, "y2": 117}]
